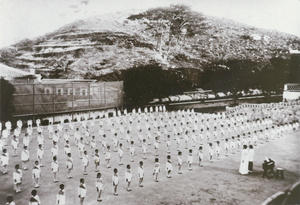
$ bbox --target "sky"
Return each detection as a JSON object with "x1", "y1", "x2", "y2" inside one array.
[{"x1": 0, "y1": 0, "x2": 299, "y2": 48}]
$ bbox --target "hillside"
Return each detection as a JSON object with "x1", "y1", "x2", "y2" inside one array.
[{"x1": 0, "y1": 6, "x2": 299, "y2": 79}]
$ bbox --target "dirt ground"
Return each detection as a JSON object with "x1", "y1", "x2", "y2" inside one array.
[{"x1": 0, "y1": 114, "x2": 299, "y2": 205}]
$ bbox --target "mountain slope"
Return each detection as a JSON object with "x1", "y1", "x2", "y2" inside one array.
[{"x1": 0, "y1": 7, "x2": 299, "y2": 79}]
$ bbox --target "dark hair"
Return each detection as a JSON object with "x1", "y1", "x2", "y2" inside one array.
[
  {"x1": 80, "y1": 178, "x2": 84, "y2": 183},
  {"x1": 31, "y1": 189, "x2": 37, "y2": 196},
  {"x1": 59, "y1": 184, "x2": 64, "y2": 189},
  {"x1": 6, "y1": 195, "x2": 13, "y2": 203}
]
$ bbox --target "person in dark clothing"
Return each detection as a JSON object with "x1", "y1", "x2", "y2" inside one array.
[
  {"x1": 268, "y1": 158, "x2": 276, "y2": 177},
  {"x1": 262, "y1": 159, "x2": 269, "y2": 178}
]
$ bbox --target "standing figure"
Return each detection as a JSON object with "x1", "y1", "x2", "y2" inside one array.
[
  {"x1": 37, "y1": 144, "x2": 44, "y2": 167},
  {"x1": 21, "y1": 146, "x2": 29, "y2": 170},
  {"x1": 118, "y1": 143, "x2": 124, "y2": 165},
  {"x1": 125, "y1": 164, "x2": 132, "y2": 191},
  {"x1": 112, "y1": 168, "x2": 119, "y2": 196},
  {"x1": 138, "y1": 161, "x2": 144, "y2": 187},
  {"x1": 13, "y1": 164, "x2": 22, "y2": 193},
  {"x1": 209, "y1": 143, "x2": 214, "y2": 163},
  {"x1": 82, "y1": 151, "x2": 89, "y2": 175},
  {"x1": 51, "y1": 156, "x2": 59, "y2": 183},
  {"x1": 96, "y1": 173, "x2": 103, "y2": 202},
  {"x1": 1, "y1": 148, "x2": 9, "y2": 174},
  {"x1": 166, "y1": 155, "x2": 173, "y2": 178},
  {"x1": 187, "y1": 149, "x2": 193, "y2": 171},
  {"x1": 32, "y1": 161, "x2": 41, "y2": 188},
  {"x1": 239, "y1": 145, "x2": 249, "y2": 175},
  {"x1": 93, "y1": 149, "x2": 100, "y2": 172},
  {"x1": 56, "y1": 184, "x2": 65, "y2": 205},
  {"x1": 130, "y1": 141, "x2": 135, "y2": 162},
  {"x1": 29, "y1": 190, "x2": 41, "y2": 205},
  {"x1": 198, "y1": 146, "x2": 203, "y2": 167},
  {"x1": 105, "y1": 146, "x2": 111, "y2": 168},
  {"x1": 153, "y1": 158, "x2": 160, "y2": 182},
  {"x1": 248, "y1": 145, "x2": 254, "y2": 173},
  {"x1": 66, "y1": 153, "x2": 73, "y2": 179},
  {"x1": 78, "y1": 178, "x2": 86, "y2": 205},
  {"x1": 177, "y1": 151, "x2": 183, "y2": 174}
]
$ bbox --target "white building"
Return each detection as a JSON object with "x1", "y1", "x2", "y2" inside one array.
[{"x1": 283, "y1": 83, "x2": 300, "y2": 101}]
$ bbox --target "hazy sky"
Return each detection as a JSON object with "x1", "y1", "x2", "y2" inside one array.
[{"x1": 0, "y1": 0, "x2": 299, "y2": 48}]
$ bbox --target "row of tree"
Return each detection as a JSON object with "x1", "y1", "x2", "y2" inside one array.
[{"x1": 86, "y1": 56, "x2": 297, "y2": 106}]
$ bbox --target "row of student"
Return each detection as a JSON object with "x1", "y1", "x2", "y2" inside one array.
[
  {"x1": 1, "y1": 106, "x2": 298, "y2": 145},
  {"x1": 1, "y1": 117, "x2": 298, "y2": 177}
]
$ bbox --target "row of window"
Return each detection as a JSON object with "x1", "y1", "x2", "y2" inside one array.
[{"x1": 44, "y1": 87, "x2": 102, "y2": 96}]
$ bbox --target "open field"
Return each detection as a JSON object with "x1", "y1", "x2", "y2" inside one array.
[{"x1": 0, "y1": 112, "x2": 299, "y2": 205}]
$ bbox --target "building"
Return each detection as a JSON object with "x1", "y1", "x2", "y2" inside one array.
[
  {"x1": 0, "y1": 64, "x2": 123, "y2": 120},
  {"x1": 283, "y1": 83, "x2": 300, "y2": 101}
]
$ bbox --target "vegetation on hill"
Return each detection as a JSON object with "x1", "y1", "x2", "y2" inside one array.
[{"x1": 0, "y1": 4, "x2": 299, "y2": 105}]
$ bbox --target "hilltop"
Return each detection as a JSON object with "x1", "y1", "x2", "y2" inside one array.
[{"x1": 0, "y1": 5, "x2": 299, "y2": 79}]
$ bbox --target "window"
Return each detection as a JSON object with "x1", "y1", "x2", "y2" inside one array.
[
  {"x1": 68, "y1": 88, "x2": 76, "y2": 95},
  {"x1": 80, "y1": 88, "x2": 87, "y2": 96},
  {"x1": 44, "y1": 87, "x2": 52, "y2": 94},
  {"x1": 90, "y1": 86, "x2": 99, "y2": 96},
  {"x1": 56, "y1": 88, "x2": 63, "y2": 95}
]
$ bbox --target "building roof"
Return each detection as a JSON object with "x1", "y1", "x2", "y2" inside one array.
[{"x1": 0, "y1": 63, "x2": 32, "y2": 78}]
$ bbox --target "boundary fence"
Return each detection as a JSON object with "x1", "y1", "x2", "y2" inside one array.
[{"x1": 12, "y1": 81, "x2": 123, "y2": 121}]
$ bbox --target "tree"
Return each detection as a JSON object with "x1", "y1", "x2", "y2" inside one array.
[
  {"x1": 128, "y1": 4, "x2": 207, "y2": 56},
  {"x1": 0, "y1": 78, "x2": 15, "y2": 122},
  {"x1": 123, "y1": 63, "x2": 191, "y2": 106}
]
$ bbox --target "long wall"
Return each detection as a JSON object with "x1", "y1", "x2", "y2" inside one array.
[{"x1": 12, "y1": 81, "x2": 123, "y2": 119}]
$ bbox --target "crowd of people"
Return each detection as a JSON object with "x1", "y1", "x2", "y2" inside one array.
[{"x1": 0, "y1": 102, "x2": 299, "y2": 204}]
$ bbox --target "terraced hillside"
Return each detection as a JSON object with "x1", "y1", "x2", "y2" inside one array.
[{"x1": 0, "y1": 6, "x2": 299, "y2": 79}]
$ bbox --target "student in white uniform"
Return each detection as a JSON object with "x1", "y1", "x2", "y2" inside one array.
[
  {"x1": 96, "y1": 173, "x2": 103, "y2": 202},
  {"x1": 198, "y1": 146, "x2": 203, "y2": 167},
  {"x1": 66, "y1": 153, "x2": 73, "y2": 179},
  {"x1": 51, "y1": 156, "x2": 59, "y2": 183},
  {"x1": 78, "y1": 178, "x2": 87, "y2": 205},
  {"x1": 29, "y1": 189, "x2": 41, "y2": 205},
  {"x1": 32, "y1": 161, "x2": 41, "y2": 188},
  {"x1": 93, "y1": 149, "x2": 100, "y2": 172},
  {"x1": 166, "y1": 155, "x2": 173, "y2": 178},
  {"x1": 21, "y1": 146, "x2": 29, "y2": 170},
  {"x1": 13, "y1": 164, "x2": 22, "y2": 193},
  {"x1": 125, "y1": 164, "x2": 133, "y2": 191},
  {"x1": 112, "y1": 168, "x2": 119, "y2": 196},
  {"x1": 153, "y1": 158, "x2": 160, "y2": 182},
  {"x1": 187, "y1": 149, "x2": 193, "y2": 171},
  {"x1": 56, "y1": 184, "x2": 66, "y2": 205},
  {"x1": 215, "y1": 141, "x2": 221, "y2": 160},
  {"x1": 118, "y1": 143, "x2": 124, "y2": 165},
  {"x1": 1, "y1": 148, "x2": 9, "y2": 174},
  {"x1": 82, "y1": 150, "x2": 89, "y2": 175},
  {"x1": 105, "y1": 146, "x2": 111, "y2": 168},
  {"x1": 138, "y1": 161, "x2": 144, "y2": 187},
  {"x1": 177, "y1": 151, "x2": 183, "y2": 174},
  {"x1": 11, "y1": 135, "x2": 19, "y2": 157}
]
